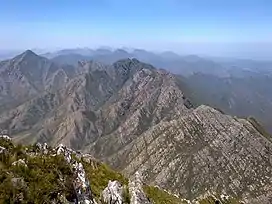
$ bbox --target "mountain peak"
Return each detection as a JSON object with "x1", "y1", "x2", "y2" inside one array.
[
  {"x1": 15, "y1": 50, "x2": 39, "y2": 61},
  {"x1": 22, "y1": 49, "x2": 38, "y2": 57}
]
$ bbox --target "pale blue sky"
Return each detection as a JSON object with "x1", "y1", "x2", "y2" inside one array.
[{"x1": 0, "y1": 0, "x2": 271, "y2": 58}]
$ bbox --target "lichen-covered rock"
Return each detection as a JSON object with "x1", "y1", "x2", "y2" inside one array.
[
  {"x1": 12, "y1": 159, "x2": 27, "y2": 167},
  {"x1": 0, "y1": 146, "x2": 6, "y2": 154},
  {"x1": 11, "y1": 177, "x2": 27, "y2": 189},
  {"x1": 101, "y1": 180, "x2": 124, "y2": 204},
  {"x1": 55, "y1": 143, "x2": 97, "y2": 204},
  {"x1": 35, "y1": 142, "x2": 42, "y2": 150},
  {"x1": 73, "y1": 161, "x2": 94, "y2": 203},
  {"x1": 56, "y1": 143, "x2": 72, "y2": 163},
  {"x1": 43, "y1": 143, "x2": 48, "y2": 154},
  {"x1": 129, "y1": 172, "x2": 152, "y2": 204},
  {"x1": 0, "y1": 135, "x2": 11, "y2": 140}
]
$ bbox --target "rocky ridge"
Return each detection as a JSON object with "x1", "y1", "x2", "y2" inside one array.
[
  {"x1": 0, "y1": 135, "x2": 240, "y2": 204},
  {"x1": 0, "y1": 51, "x2": 271, "y2": 203},
  {"x1": 113, "y1": 105, "x2": 272, "y2": 203}
]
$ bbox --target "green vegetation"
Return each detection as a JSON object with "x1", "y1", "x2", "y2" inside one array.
[
  {"x1": 0, "y1": 138, "x2": 242, "y2": 204},
  {"x1": 83, "y1": 160, "x2": 128, "y2": 200},
  {"x1": 0, "y1": 138, "x2": 130, "y2": 203},
  {"x1": 0, "y1": 151, "x2": 75, "y2": 203},
  {"x1": 143, "y1": 185, "x2": 188, "y2": 204}
]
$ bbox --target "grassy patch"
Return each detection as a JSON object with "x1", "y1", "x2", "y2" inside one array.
[
  {"x1": 83, "y1": 160, "x2": 128, "y2": 199},
  {"x1": 143, "y1": 185, "x2": 188, "y2": 204}
]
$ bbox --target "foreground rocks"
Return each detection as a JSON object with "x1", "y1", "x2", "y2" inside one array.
[
  {"x1": 129, "y1": 172, "x2": 151, "y2": 204},
  {"x1": 101, "y1": 181, "x2": 124, "y2": 204},
  {"x1": 0, "y1": 137, "x2": 156, "y2": 204}
]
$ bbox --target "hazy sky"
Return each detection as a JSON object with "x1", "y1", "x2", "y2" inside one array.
[{"x1": 0, "y1": 0, "x2": 272, "y2": 58}]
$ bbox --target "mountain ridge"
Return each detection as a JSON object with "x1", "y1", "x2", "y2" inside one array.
[
  {"x1": 0, "y1": 51, "x2": 271, "y2": 203},
  {"x1": 0, "y1": 135, "x2": 243, "y2": 204}
]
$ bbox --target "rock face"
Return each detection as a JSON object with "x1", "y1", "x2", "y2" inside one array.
[
  {"x1": 12, "y1": 159, "x2": 27, "y2": 167},
  {"x1": 129, "y1": 172, "x2": 151, "y2": 204},
  {"x1": 115, "y1": 105, "x2": 272, "y2": 203},
  {"x1": 54, "y1": 144, "x2": 97, "y2": 204},
  {"x1": 73, "y1": 161, "x2": 96, "y2": 204},
  {"x1": 101, "y1": 173, "x2": 153, "y2": 204},
  {"x1": 0, "y1": 146, "x2": 5, "y2": 153},
  {"x1": 0, "y1": 51, "x2": 271, "y2": 203},
  {"x1": 102, "y1": 180, "x2": 124, "y2": 204},
  {"x1": 183, "y1": 71, "x2": 272, "y2": 134},
  {"x1": 0, "y1": 50, "x2": 75, "y2": 113}
]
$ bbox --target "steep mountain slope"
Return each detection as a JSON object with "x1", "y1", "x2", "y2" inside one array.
[
  {"x1": 46, "y1": 48, "x2": 272, "y2": 135},
  {"x1": 0, "y1": 57, "x2": 192, "y2": 149},
  {"x1": 106, "y1": 105, "x2": 271, "y2": 203},
  {"x1": 0, "y1": 51, "x2": 271, "y2": 203},
  {"x1": 183, "y1": 73, "x2": 272, "y2": 133},
  {"x1": 0, "y1": 135, "x2": 241, "y2": 204},
  {"x1": 0, "y1": 50, "x2": 76, "y2": 113}
]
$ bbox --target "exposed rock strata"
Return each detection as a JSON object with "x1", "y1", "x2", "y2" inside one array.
[{"x1": 0, "y1": 52, "x2": 271, "y2": 203}]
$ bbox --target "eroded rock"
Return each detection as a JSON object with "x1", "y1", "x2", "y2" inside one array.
[
  {"x1": 0, "y1": 146, "x2": 6, "y2": 154},
  {"x1": 12, "y1": 159, "x2": 27, "y2": 167},
  {"x1": 129, "y1": 172, "x2": 151, "y2": 204},
  {"x1": 0, "y1": 135, "x2": 11, "y2": 140},
  {"x1": 101, "y1": 180, "x2": 124, "y2": 204}
]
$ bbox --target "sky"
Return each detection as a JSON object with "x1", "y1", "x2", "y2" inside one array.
[{"x1": 0, "y1": 0, "x2": 272, "y2": 58}]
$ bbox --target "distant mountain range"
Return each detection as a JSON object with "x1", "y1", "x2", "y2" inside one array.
[
  {"x1": 40, "y1": 48, "x2": 272, "y2": 133},
  {"x1": 0, "y1": 50, "x2": 271, "y2": 203}
]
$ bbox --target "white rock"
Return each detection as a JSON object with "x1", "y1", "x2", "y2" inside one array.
[
  {"x1": 102, "y1": 180, "x2": 124, "y2": 204},
  {"x1": 73, "y1": 161, "x2": 97, "y2": 204},
  {"x1": 12, "y1": 159, "x2": 27, "y2": 167},
  {"x1": 129, "y1": 171, "x2": 151, "y2": 204},
  {"x1": 36, "y1": 142, "x2": 42, "y2": 150},
  {"x1": 0, "y1": 135, "x2": 11, "y2": 140},
  {"x1": 0, "y1": 146, "x2": 6, "y2": 154},
  {"x1": 43, "y1": 143, "x2": 48, "y2": 154},
  {"x1": 55, "y1": 143, "x2": 72, "y2": 163},
  {"x1": 56, "y1": 143, "x2": 65, "y2": 155}
]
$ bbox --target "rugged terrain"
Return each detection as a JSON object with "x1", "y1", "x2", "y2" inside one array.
[
  {"x1": 182, "y1": 72, "x2": 272, "y2": 133},
  {"x1": 0, "y1": 135, "x2": 240, "y2": 204},
  {"x1": 0, "y1": 50, "x2": 75, "y2": 112},
  {"x1": 0, "y1": 51, "x2": 271, "y2": 203},
  {"x1": 45, "y1": 48, "x2": 272, "y2": 133}
]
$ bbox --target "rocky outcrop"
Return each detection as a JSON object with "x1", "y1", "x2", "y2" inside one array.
[
  {"x1": 129, "y1": 172, "x2": 151, "y2": 204},
  {"x1": 72, "y1": 161, "x2": 97, "y2": 204},
  {"x1": 115, "y1": 105, "x2": 272, "y2": 203},
  {"x1": 101, "y1": 172, "x2": 152, "y2": 204},
  {"x1": 0, "y1": 137, "x2": 245, "y2": 204},
  {"x1": 101, "y1": 180, "x2": 124, "y2": 204},
  {"x1": 0, "y1": 135, "x2": 11, "y2": 140},
  {"x1": 53, "y1": 144, "x2": 97, "y2": 204},
  {"x1": 0, "y1": 146, "x2": 6, "y2": 153},
  {"x1": 12, "y1": 159, "x2": 27, "y2": 167}
]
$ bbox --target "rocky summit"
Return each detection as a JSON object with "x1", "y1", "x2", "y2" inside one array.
[{"x1": 0, "y1": 51, "x2": 271, "y2": 204}]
